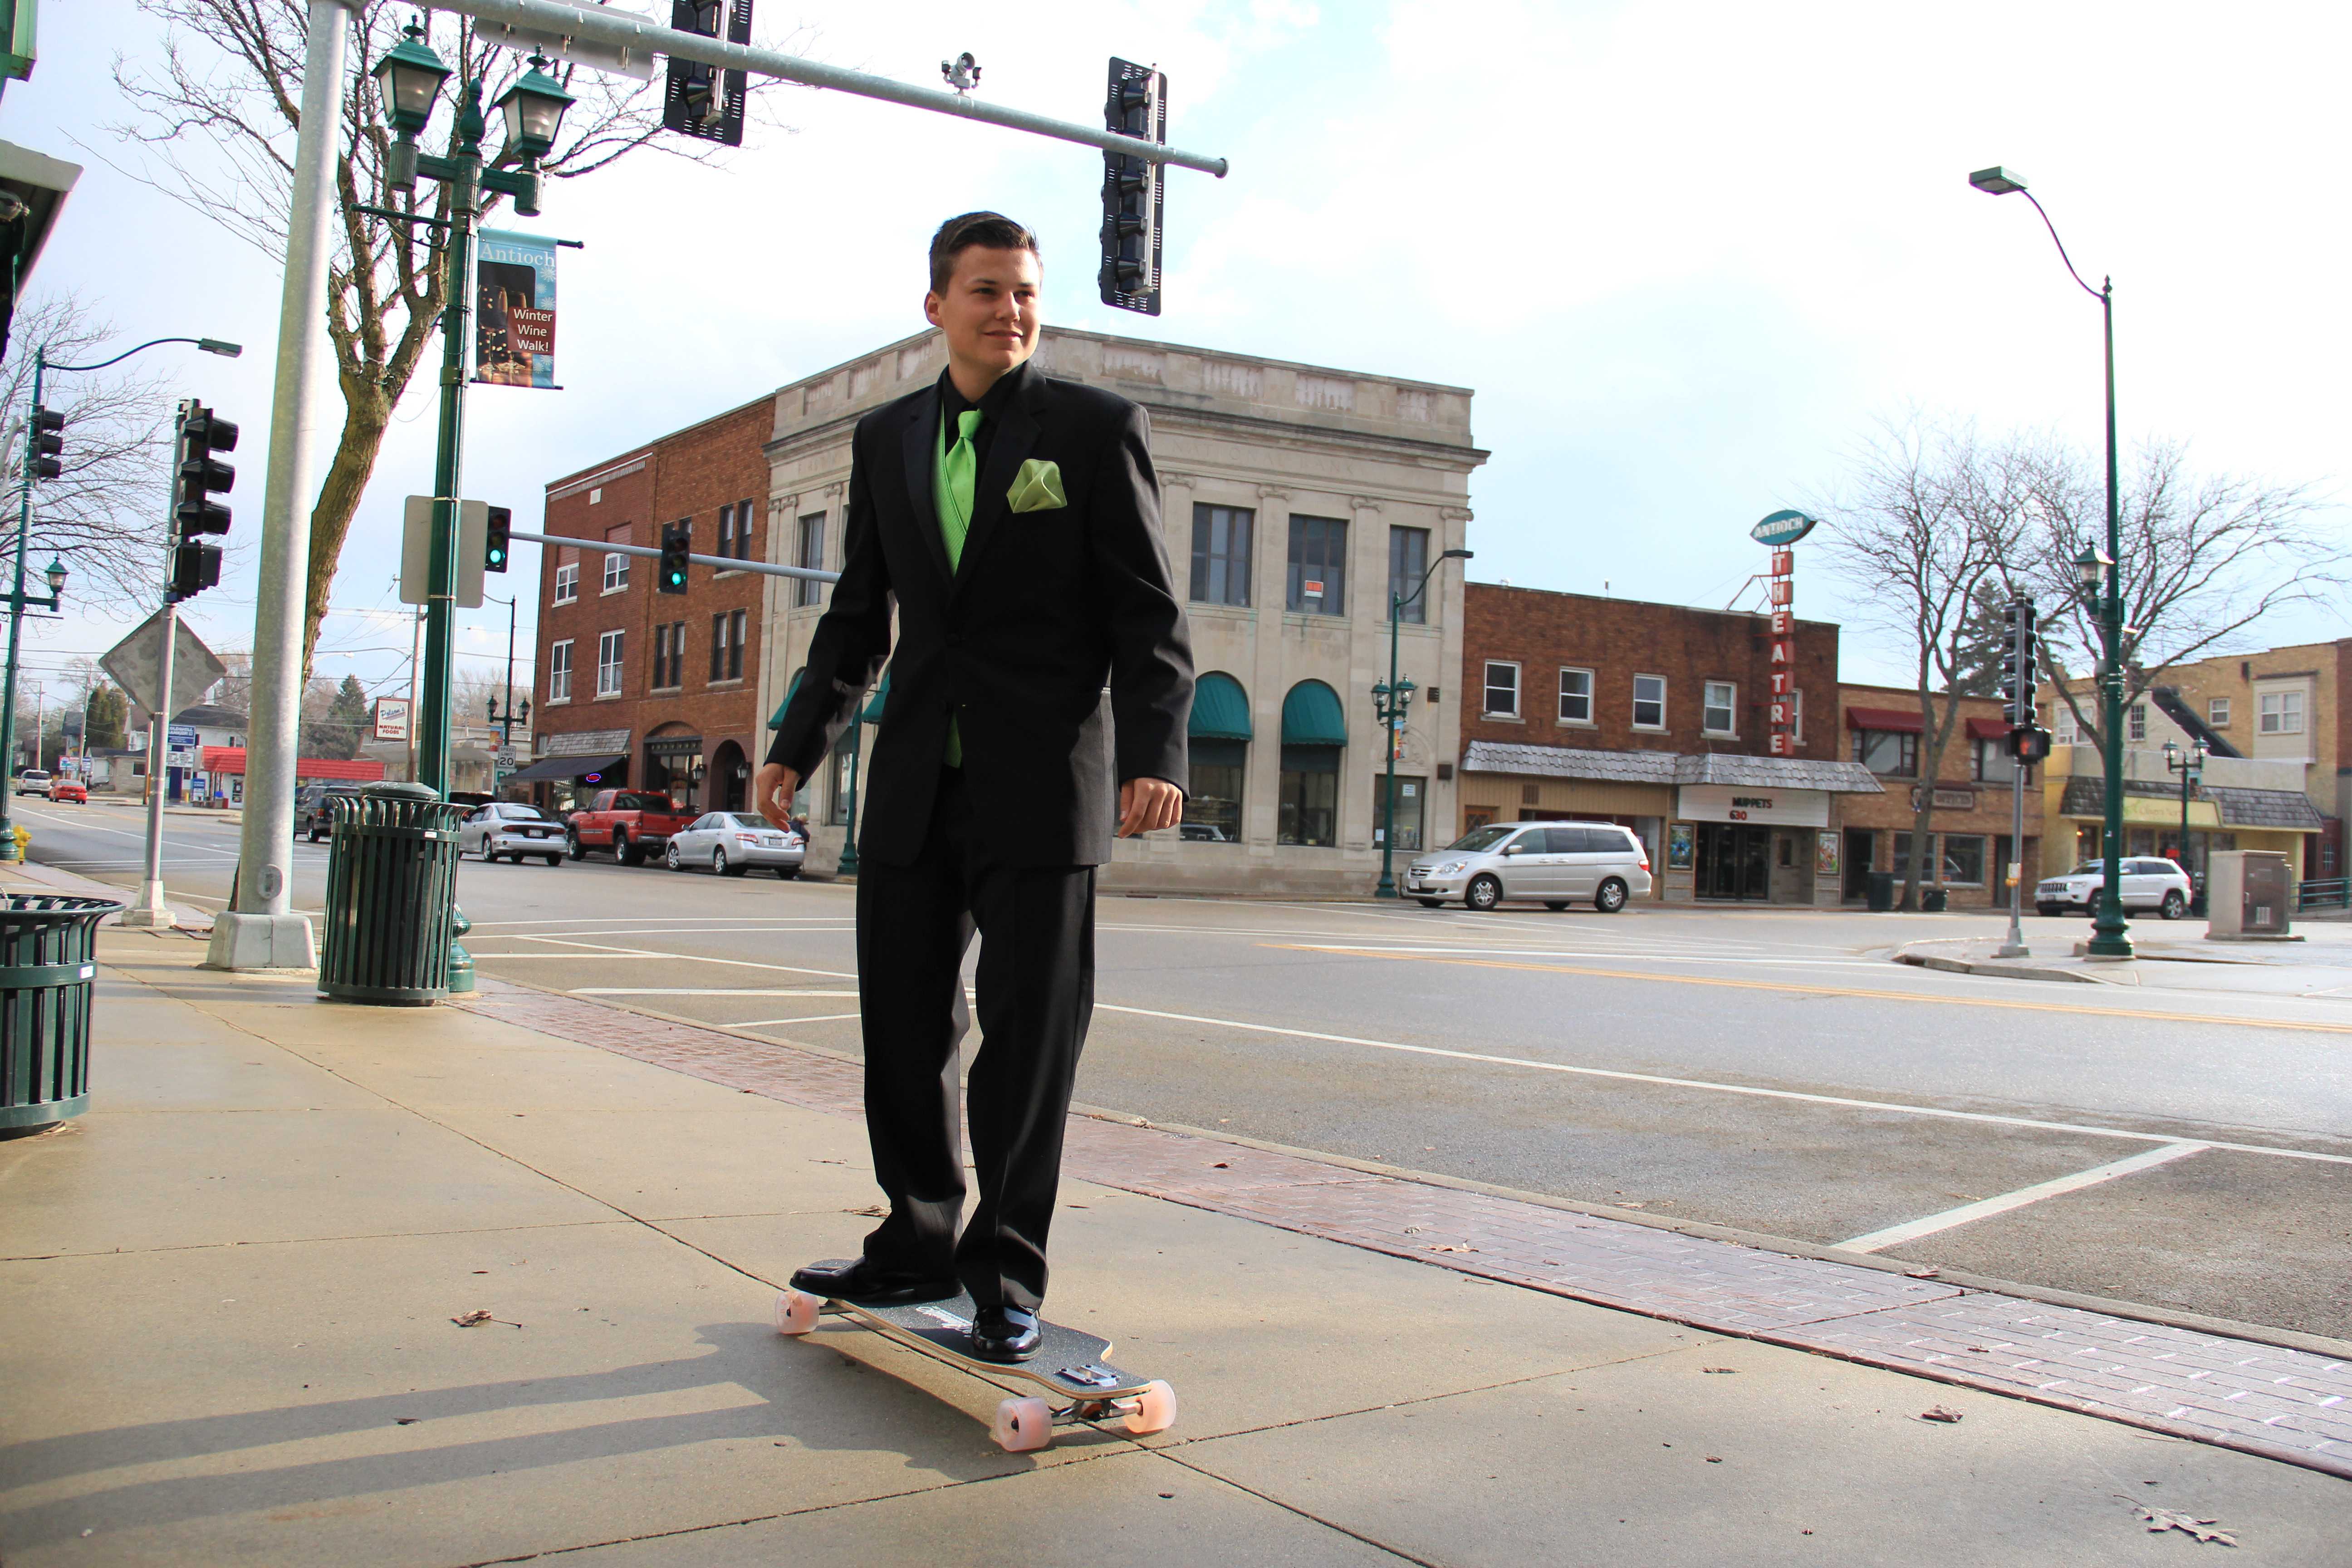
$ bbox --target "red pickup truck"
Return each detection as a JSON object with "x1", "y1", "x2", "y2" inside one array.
[{"x1": 565, "y1": 789, "x2": 697, "y2": 866}]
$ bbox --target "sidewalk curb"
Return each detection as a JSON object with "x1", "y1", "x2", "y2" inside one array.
[{"x1": 1891, "y1": 949, "x2": 2116, "y2": 985}]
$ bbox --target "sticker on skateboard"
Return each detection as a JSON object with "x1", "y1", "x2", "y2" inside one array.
[{"x1": 773, "y1": 1277, "x2": 1176, "y2": 1452}]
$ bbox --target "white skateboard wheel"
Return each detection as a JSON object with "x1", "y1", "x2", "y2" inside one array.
[
  {"x1": 1124, "y1": 1379, "x2": 1178, "y2": 1436},
  {"x1": 774, "y1": 1289, "x2": 821, "y2": 1336},
  {"x1": 992, "y1": 1395, "x2": 1054, "y2": 1453}
]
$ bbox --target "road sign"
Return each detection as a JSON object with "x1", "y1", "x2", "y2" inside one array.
[
  {"x1": 100, "y1": 611, "x2": 227, "y2": 721},
  {"x1": 167, "y1": 725, "x2": 199, "y2": 747},
  {"x1": 373, "y1": 698, "x2": 412, "y2": 742},
  {"x1": 400, "y1": 497, "x2": 490, "y2": 609}
]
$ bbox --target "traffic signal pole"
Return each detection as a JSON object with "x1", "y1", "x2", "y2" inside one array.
[{"x1": 122, "y1": 402, "x2": 189, "y2": 929}]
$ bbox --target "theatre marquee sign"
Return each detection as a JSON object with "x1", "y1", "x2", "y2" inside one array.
[{"x1": 1676, "y1": 784, "x2": 1829, "y2": 828}]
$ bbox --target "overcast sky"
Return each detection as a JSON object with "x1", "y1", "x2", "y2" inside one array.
[{"x1": 7, "y1": 0, "x2": 2347, "y2": 716}]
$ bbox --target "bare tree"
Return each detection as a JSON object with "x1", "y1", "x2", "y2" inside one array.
[
  {"x1": 1818, "y1": 417, "x2": 2029, "y2": 910},
  {"x1": 107, "y1": 2, "x2": 789, "y2": 677},
  {"x1": 0, "y1": 294, "x2": 176, "y2": 608},
  {"x1": 2007, "y1": 442, "x2": 2338, "y2": 747}
]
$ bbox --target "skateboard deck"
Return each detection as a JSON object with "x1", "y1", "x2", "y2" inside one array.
[{"x1": 773, "y1": 1278, "x2": 1176, "y2": 1451}]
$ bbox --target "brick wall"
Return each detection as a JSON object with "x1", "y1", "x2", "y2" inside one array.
[{"x1": 1462, "y1": 583, "x2": 1841, "y2": 760}]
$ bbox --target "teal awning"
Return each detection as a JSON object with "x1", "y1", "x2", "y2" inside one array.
[
  {"x1": 862, "y1": 668, "x2": 891, "y2": 720},
  {"x1": 1189, "y1": 672, "x2": 1252, "y2": 740},
  {"x1": 1280, "y1": 680, "x2": 1346, "y2": 746},
  {"x1": 766, "y1": 668, "x2": 804, "y2": 730}
]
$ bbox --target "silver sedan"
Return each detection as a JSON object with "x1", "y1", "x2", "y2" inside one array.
[
  {"x1": 459, "y1": 802, "x2": 567, "y2": 865},
  {"x1": 663, "y1": 812, "x2": 805, "y2": 877}
]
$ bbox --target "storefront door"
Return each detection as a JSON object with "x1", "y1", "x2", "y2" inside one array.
[{"x1": 1696, "y1": 823, "x2": 1772, "y2": 900}]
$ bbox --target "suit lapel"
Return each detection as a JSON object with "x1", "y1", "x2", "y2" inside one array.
[
  {"x1": 898, "y1": 387, "x2": 954, "y2": 589},
  {"x1": 949, "y1": 370, "x2": 1047, "y2": 600}
]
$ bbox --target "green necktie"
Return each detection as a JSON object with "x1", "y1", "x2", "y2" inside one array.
[{"x1": 934, "y1": 407, "x2": 982, "y2": 765}]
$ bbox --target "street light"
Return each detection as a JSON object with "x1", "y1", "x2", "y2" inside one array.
[
  {"x1": 1975, "y1": 162, "x2": 2132, "y2": 958},
  {"x1": 2163, "y1": 737, "x2": 2208, "y2": 914},
  {"x1": 1373, "y1": 546, "x2": 1474, "y2": 898}
]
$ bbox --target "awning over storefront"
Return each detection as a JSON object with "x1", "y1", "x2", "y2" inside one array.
[
  {"x1": 1965, "y1": 717, "x2": 2013, "y2": 740},
  {"x1": 1280, "y1": 680, "x2": 1345, "y2": 745},
  {"x1": 1845, "y1": 706, "x2": 1923, "y2": 733},
  {"x1": 503, "y1": 752, "x2": 626, "y2": 785},
  {"x1": 1190, "y1": 672, "x2": 1253, "y2": 740},
  {"x1": 2203, "y1": 786, "x2": 2327, "y2": 832},
  {"x1": 862, "y1": 669, "x2": 891, "y2": 720},
  {"x1": 199, "y1": 748, "x2": 383, "y2": 783},
  {"x1": 766, "y1": 669, "x2": 803, "y2": 730}
]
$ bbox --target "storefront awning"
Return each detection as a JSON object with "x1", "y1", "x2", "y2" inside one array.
[
  {"x1": 1845, "y1": 706, "x2": 1923, "y2": 734},
  {"x1": 1280, "y1": 681, "x2": 1345, "y2": 746},
  {"x1": 1190, "y1": 672, "x2": 1252, "y2": 740},
  {"x1": 503, "y1": 752, "x2": 626, "y2": 785},
  {"x1": 767, "y1": 669, "x2": 804, "y2": 730},
  {"x1": 1965, "y1": 717, "x2": 2013, "y2": 740},
  {"x1": 862, "y1": 669, "x2": 891, "y2": 721},
  {"x1": 198, "y1": 748, "x2": 384, "y2": 783}
]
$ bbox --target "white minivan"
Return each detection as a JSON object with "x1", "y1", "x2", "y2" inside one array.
[{"x1": 1404, "y1": 821, "x2": 1654, "y2": 913}]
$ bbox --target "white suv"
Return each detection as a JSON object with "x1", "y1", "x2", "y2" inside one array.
[
  {"x1": 14, "y1": 769, "x2": 49, "y2": 796},
  {"x1": 1405, "y1": 821, "x2": 1654, "y2": 913},
  {"x1": 2035, "y1": 857, "x2": 2194, "y2": 920}
]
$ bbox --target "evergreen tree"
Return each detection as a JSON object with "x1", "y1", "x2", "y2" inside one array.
[{"x1": 1948, "y1": 583, "x2": 2010, "y2": 698}]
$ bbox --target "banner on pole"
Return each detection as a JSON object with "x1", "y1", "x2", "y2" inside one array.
[{"x1": 474, "y1": 230, "x2": 559, "y2": 388}]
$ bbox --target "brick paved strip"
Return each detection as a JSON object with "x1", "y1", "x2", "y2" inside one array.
[{"x1": 460, "y1": 982, "x2": 2352, "y2": 1481}]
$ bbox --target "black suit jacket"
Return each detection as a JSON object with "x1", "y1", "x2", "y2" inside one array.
[{"x1": 767, "y1": 360, "x2": 1195, "y2": 869}]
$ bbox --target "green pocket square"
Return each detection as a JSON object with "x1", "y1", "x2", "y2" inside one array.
[{"x1": 1007, "y1": 458, "x2": 1067, "y2": 514}]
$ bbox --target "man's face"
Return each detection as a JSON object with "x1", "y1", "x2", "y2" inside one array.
[{"x1": 925, "y1": 245, "x2": 1041, "y2": 379}]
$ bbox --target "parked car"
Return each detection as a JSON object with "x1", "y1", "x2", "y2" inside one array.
[
  {"x1": 1404, "y1": 821, "x2": 1653, "y2": 913},
  {"x1": 565, "y1": 789, "x2": 698, "y2": 865},
  {"x1": 45, "y1": 778, "x2": 87, "y2": 804},
  {"x1": 662, "y1": 811, "x2": 805, "y2": 877},
  {"x1": 2035, "y1": 857, "x2": 2193, "y2": 920},
  {"x1": 15, "y1": 769, "x2": 50, "y2": 796},
  {"x1": 296, "y1": 783, "x2": 365, "y2": 841},
  {"x1": 460, "y1": 801, "x2": 566, "y2": 866}
]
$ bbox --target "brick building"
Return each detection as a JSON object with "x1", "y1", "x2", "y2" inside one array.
[
  {"x1": 518, "y1": 395, "x2": 772, "y2": 813},
  {"x1": 1459, "y1": 585, "x2": 1883, "y2": 903},
  {"x1": 1834, "y1": 683, "x2": 2043, "y2": 907}
]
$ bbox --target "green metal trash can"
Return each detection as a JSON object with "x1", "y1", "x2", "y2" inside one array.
[
  {"x1": 318, "y1": 782, "x2": 465, "y2": 1004},
  {"x1": 0, "y1": 893, "x2": 122, "y2": 1136},
  {"x1": 1865, "y1": 871, "x2": 1895, "y2": 912}
]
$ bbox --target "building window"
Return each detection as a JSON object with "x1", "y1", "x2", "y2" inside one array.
[
  {"x1": 710, "y1": 608, "x2": 746, "y2": 681},
  {"x1": 828, "y1": 727, "x2": 856, "y2": 826},
  {"x1": 1853, "y1": 729, "x2": 1918, "y2": 777},
  {"x1": 1974, "y1": 737, "x2": 2019, "y2": 783},
  {"x1": 602, "y1": 524, "x2": 631, "y2": 591},
  {"x1": 1191, "y1": 504, "x2": 1253, "y2": 607},
  {"x1": 1277, "y1": 745, "x2": 1339, "y2": 847},
  {"x1": 651, "y1": 621, "x2": 685, "y2": 690},
  {"x1": 2208, "y1": 696, "x2": 2230, "y2": 727},
  {"x1": 1558, "y1": 667, "x2": 1592, "y2": 725},
  {"x1": 548, "y1": 639, "x2": 573, "y2": 703},
  {"x1": 2128, "y1": 703, "x2": 2147, "y2": 741},
  {"x1": 1372, "y1": 773, "x2": 1426, "y2": 853},
  {"x1": 2054, "y1": 705, "x2": 2080, "y2": 745},
  {"x1": 1287, "y1": 514, "x2": 1347, "y2": 615},
  {"x1": 1941, "y1": 834, "x2": 1987, "y2": 886},
  {"x1": 1632, "y1": 674, "x2": 1666, "y2": 730},
  {"x1": 1186, "y1": 739, "x2": 1245, "y2": 843},
  {"x1": 553, "y1": 554, "x2": 578, "y2": 604},
  {"x1": 1483, "y1": 661, "x2": 1520, "y2": 717},
  {"x1": 717, "y1": 500, "x2": 755, "y2": 562},
  {"x1": 1387, "y1": 525, "x2": 1430, "y2": 623},
  {"x1": 596, "y1": 630, "x2": 624, "y2": 697},
  {"x1": 1702, "y1": 681, "x2": 1736, "y2": 735},
  {"x1": 794, "y1": 512, "x2": 827, "y2": 608},
  {"x1": 2260, "y1": 689, "x2": 2306, "y2": 735}
]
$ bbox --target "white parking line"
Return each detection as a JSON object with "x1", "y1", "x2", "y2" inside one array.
[{"x1": 1835, "y1": 1142, "x2": 2214, "y2": 1252}]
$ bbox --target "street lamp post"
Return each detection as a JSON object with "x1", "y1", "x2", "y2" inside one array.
[
  {"x1": 1972, "y1": 165, "x2": 2132, "y2": 958},
  {"x1": 2163, "y1": 737, "x2": 2207, "y2": 914},
  {"x1": 1372, "y1": 546, "x2": 1473, "y2": 898},
  {"x1": 2, "y1": 335, "x2": 238, "y2": 863},
  {"x1": 370, "y1": 27, "x2": 571, "y2": 801}
]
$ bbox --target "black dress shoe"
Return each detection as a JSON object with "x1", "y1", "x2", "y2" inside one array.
[
  {"x1": 969, "y1": 1305, "x2": 1041, "y2": 1362},
  {"x1": 789, "y1": 1257, "x2": 958, "y2": 1303}
]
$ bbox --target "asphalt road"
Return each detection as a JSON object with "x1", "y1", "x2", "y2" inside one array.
[{"x1": 31, "y1": 794, "x2": 2352, "y2": 1341}]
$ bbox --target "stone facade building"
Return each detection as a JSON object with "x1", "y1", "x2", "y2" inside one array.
[
  {"x1": 1459, "y1": 585, "x2": 1882, "y2": 904},
  {"x1": 523, "y1": 395, "x2": 774, "y2": 813},
  {"x1": 759, "y1": 327, "x2": 1487, "y2": 895}
]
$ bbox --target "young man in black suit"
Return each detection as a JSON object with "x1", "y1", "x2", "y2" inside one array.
[{"x1": 756, "y1": 212, "x2": 1195, "y2": 1361}]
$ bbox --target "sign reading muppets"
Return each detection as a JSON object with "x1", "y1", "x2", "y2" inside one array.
[{"x1": 1749, "y1": 510, "x2": 1818, "y2": 757}]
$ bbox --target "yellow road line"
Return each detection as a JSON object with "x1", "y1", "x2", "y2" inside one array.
[{"x1": 1264, "y1": 944, "x2": 2352, "y2": 1037}]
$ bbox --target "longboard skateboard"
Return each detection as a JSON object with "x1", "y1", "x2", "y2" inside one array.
[{"x1": 774, "y1": 1276, "x2": 1176, "y2": 1452}]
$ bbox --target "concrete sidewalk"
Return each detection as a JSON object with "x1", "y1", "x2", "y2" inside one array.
[
  {"x1": 1894, "y1": 928, "x2": 2352, "y2": 998},
  {"x1": 2, "y1": 937, "x2": 2344, "y2": 1565}
]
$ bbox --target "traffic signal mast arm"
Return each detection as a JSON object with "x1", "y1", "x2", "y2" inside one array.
[
  {"x1": 505, "y1": 526, "x2": 839, "y2": 584},
  {"x1": 433, "y1": 0, "x2": 1228, "y2": 176}
]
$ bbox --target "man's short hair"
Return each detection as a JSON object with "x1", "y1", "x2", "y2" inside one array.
[{"x1": 928, "y1": 211, "x2": 1041, "y2": 295}]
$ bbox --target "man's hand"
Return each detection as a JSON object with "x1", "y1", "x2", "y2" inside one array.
[
  {"x1": 755, "y1": 762, "x2": 800, "y2": 832},
  {"x1": 1117, "y1": 776, "x2": 1183, "y2": 838}
]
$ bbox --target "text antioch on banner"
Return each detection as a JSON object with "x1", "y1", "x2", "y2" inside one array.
[{"x1": 475, "y1": 230, "x2": 559, "y2": 388}]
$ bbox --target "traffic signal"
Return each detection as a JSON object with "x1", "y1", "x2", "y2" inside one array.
[
  {"x1": 2006, "y1": 725, "x2": 2053, "y2": 763},
  {"x1": 662, "y1": 0, "x2": 749, "y2": 146},
  {"x1": 484, "y1": 504, "x2": 511, "y2": 573},
  {"x1": 1999, "y1": 596, "x2": 2038, "y2": 725},
  {"x1": 169, "y1": 541, "x2": 221, "y2": 599},
  {"x1": 659, "y1": 519, "x2": 690, "y2": 594},
  {"x1": 175, "y1": 402, "x2": 238, "y2": 538},
  {"x1": 1098, "y1": 58, "x2": 1165, "y2": 315},
  {"x1": 28, "y1": 406, "x2": 64, "y2": 480}
]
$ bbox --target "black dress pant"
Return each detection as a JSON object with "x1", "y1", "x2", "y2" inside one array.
[{"x1": 853, "y1": 768, "x2": 1097, "y2": 1312}]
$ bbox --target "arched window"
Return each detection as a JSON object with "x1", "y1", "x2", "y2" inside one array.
[
  {"x1": 1185, "y1": 672, "x2": 1250, "y2": 844},
  {"x1": 1279, "y1": 680, "x2": 1345, "y2": 848}
]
